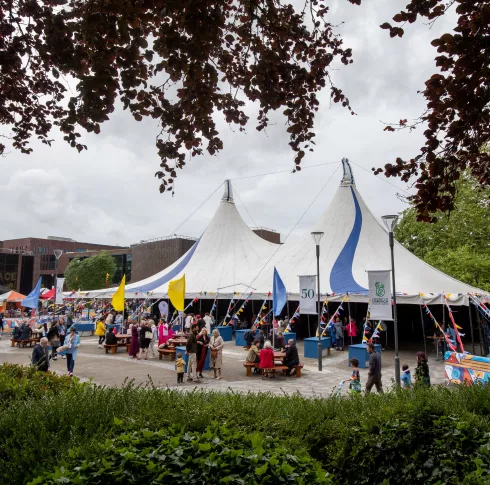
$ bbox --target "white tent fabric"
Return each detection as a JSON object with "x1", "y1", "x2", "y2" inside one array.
[
  {"x1": 77, "y1": 180, "x2": 278, "y2": 299},
  {"x1": 244, "y1": 159, "x2": 482, "y2": 303},
  {"x1": 74, "y1": 161, "x2": 486, "y2": 305}
]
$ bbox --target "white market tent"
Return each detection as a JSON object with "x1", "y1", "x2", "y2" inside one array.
[{"x1": 74, "y1": 160, "x2": 486, "y2": 305}]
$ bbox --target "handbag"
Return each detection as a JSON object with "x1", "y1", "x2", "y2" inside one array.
[
  {"x1": 211, "y1": 349, "x2": 218, "y2": 358},
  {"x1": 145, "y1": 331, "x2": 152, "y2": 340}
]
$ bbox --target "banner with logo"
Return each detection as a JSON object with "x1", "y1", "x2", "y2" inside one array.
[
  {"x1": 158, "y1": 300, "x2": 169, "y2": 319},
  {"x1": 55, "y1": 278, "x2": 65, "y2": 305},
  {"x1": 299, "y1": 275, "x2": 317, "y2": 314},
  {"x1": 367, "y1": 270, "x2": 392, "y2": 320}
]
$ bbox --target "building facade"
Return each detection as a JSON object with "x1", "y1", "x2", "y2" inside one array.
[
  {"x1": 0, "y1": 249, "x2": 35, "y2": 295},
  {"x1": 1, "y1": 237, "x2": 123, "y2": 290},
  {"x1": 130, "y1": 236, "x2": 197, "y2": 282}
]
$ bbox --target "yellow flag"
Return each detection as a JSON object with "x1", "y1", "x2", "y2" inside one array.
[
  {"x1": 111, "y1": 275, "x2": 126, "y2": 311},
  {"x1": 168, "y1": 274, "x2": 185, "y2": 311}
]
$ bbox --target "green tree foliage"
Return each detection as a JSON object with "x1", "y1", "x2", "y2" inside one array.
[
  {"x1": 395, "y1": 174, "x2": 490, "y2": 290},
  {"x1": 64, "y1": 251, "x2": 116, "y2": 291}
]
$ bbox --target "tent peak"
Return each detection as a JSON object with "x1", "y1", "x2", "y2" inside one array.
[
  {"x1": 221, "y1": 179, "x2": 234, "y2": 203},
  {"x1": 340, "y1": 158, "x2": 355, "y2": 187}
]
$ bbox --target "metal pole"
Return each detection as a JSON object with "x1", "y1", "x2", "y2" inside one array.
[
  {"x1": 307, "y1": 314, "x2": 311, "y2": 337},
  {"x1": 419, "y1": 304, "x2": 427, "y2": 357},
  {"x1": 348, "y1": 298, "x2": 352, "y2": 346},
  {"x1": 316, "y1": 244, "x2": 322, "y2": 371},
  {"x1": 468, "y1": 301, "x2": 475, "y2": 355},
  {"x1": 476, "y1": 307, "x2": 484, "y2": 356},
  {"x1": 389, "y1": 232, "x2": 400, "y2": 386}
]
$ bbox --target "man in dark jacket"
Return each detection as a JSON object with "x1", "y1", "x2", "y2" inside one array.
[
  {"x1": 186, "y1": 324, "x2": 199, "y2": 382},
  {"x1": 20, "y1": 323, "x2": 32, "y2": 341},
  {"x1": 365, "y1": 343, "x2": 383, "y2": 393},
  {"x1": 105, "y1": 330, "x2": 117, "y2": 346},
  {"x1": 245, "y1": 325, "x2": 256, "y2": 347},
  {"x1": 32, "y1": 337, "x2": 50, "y2": 372},
  {"x1": 284, "y1": 339, "x2": 300, "y2": 376}
]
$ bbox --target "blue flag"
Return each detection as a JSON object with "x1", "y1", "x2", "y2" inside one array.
[
  {"x1": 21, "y1": 277, "x2": 42, "y2": 309},
  {"x1": 273, "y1": 267, "x2": 287, "y2": 316}
]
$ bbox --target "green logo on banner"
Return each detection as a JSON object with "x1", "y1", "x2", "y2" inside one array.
[{"x1": 375, "y1": 282, "x2": 385, "y2": 297}]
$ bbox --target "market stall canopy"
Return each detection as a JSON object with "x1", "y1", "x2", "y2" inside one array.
[
  {"x1": 40, "y1": 288, "x2": 55, "y2": 300},
  {"x1": 0, "y1": 290, "x2": 26, "y2": 302}
]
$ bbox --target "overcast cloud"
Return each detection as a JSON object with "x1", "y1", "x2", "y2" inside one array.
[{"x1": 0, "y1": 0, "x2": 454, "y2": 247}]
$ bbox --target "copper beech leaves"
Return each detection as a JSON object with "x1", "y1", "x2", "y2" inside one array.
[
  {"x1": 375, "y1": 0, "x2": 490, "y2": 219},
  {"x1": 0, "y1": 0, "x2": 356, "y2": 193}
]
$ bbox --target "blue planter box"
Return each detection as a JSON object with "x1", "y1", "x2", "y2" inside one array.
[
  {"x1": 282, "y1": 331, "x2": 296, "y2": 343},
  {"x1": 172, "y1": 324, "x2": 182, "y2": 333},
  {"x1": 175, "y1": 345, "x2": 210, "y2": 371},
  {"x1": 303, "y1": 337, "x2": 331, "y2": 359},
  {"x1": 235, "y1": 329, "x2": 249, "y2": 346},
  {"x1": 216, "y1": 326, "x2": 233, "y2": 342},
  {"x1": 72, "y1": 323, "x2": 95, "y2": 333},
  {"x1": 348, "y1": 344, "x2": 381, "y2": 368}
]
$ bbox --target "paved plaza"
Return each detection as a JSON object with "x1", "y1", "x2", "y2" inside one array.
[{"x1": 0, "y1": 334, "x2": 449, "y2": 397}]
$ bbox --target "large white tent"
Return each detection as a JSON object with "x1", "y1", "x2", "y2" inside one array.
[{"x1": 77, "y1": 160, "x2": 485, "y2": 305}]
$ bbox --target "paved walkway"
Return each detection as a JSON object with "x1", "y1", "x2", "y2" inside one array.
[{"x1": 0, "y1": 335, "x2": 448, "y2": 397}]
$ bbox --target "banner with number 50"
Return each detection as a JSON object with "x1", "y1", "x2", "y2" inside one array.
[{"x1": 299, "y1": 275, "x2": 317, "y2": 314}]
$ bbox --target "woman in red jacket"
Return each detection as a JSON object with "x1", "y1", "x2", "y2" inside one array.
[{"x1": 259, "y1": 340, "x2": 275, "y2": 378}]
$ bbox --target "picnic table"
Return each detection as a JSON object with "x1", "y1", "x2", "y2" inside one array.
[
  {"x1": 116, "y1": 334, "x2": 132, "y2": 344},
  {"x1": 104, "y1": 334, "x2": 131, "y2": 354},
  {"x1": 168, "y1": 337, "x2": 187, "y2": 347}
]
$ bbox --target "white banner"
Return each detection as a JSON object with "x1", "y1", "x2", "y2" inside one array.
[
  {"x1": 367, "y1": 270, "x2": 393, "y2": 321},
  {"x1": 299, "y1": 275, "x2": 317, "y2": 314},
  {"x1": 55, "y1": 278, "x2": 65, "y2": 305},
  {"x1": 158, "y1": 300, "x2": 169, "y2": 319}
]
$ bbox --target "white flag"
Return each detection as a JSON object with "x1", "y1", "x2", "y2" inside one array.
[
  {"x1": 158, "y1": 300, "x2": 169, "y2": 319},
  {"x1": 367, "y1": 270, "x2": 393, "y2": 321},
  {"x1": 55, "y1": 278, "x2": 65, "y2": 305},
  {"x1": 299, "y1": 275, "x2": 317, "y2": 314}
]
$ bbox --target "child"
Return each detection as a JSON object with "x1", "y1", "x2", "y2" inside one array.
[
  {"x1": 345, "y1": 358, "x2": 361, "y2": 393},
  {"x1": 401, "y1": 364, "x2": 412, "y2": 389},
  {"x1": 175, "y1": 352, "x2": 186, "y2": 384}
]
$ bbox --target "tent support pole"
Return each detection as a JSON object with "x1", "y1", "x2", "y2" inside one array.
[
  {"x1": 348, "y1": 297, "x2": 352, "y2": 346},
  {"x1": 419, "y1": 304, "x2": 427, "y2": 357},
  {"x1": 476, "y1": 304, "x2": 484, "y2": 356},
  {"x1": 307, "y1": 314, "x2": 311, "y2": 338},
  {"x1": 468, "y1": 301, "x2": 475, "y2": 355}
]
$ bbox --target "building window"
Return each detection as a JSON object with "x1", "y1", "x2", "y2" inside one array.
[{"x1": 75, "y1": 248, "x2": 87, "y2": 253}]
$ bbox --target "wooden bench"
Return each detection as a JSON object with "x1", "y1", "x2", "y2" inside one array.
[
  {"x1": 104, "y1": 344, "x2": 119, "y2": 354},
  {"x1": 158, "y1": 348, "x2": 176, "y2": 361},
  {"x1": 11, "y1": 338, "x2": 39, "y2": 348},
  {"x1": 243, "y1": 361, "x2": 303, "y2": 378}
]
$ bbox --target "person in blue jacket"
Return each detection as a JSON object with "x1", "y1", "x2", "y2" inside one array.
[{"x1": 64, "y1": 326, "x2": 80, "y2": 376}]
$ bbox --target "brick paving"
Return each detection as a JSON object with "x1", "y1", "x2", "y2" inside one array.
[{"x1": 0, "y1": 334, "x2": 449, "y2": 397}]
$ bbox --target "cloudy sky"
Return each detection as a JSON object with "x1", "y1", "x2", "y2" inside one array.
[{"x1": 0, "y1": 0, "x2": 453, "y2": 247}]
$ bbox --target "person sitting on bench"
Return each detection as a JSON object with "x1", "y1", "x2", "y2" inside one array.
[
  {"x1": 105, "y1": 329, "x2": 117, "y2": 346},
  {"x1": 259, "y1": 340, "x2": 274, "y2": 378},
  {"x1": 246, "y1": 339, "x2": 261, "y2": 373},
  {"x1": 12, "y1": 324, "x2": 22, "y2": 340},
  {"x1": 284, "y1": 339, "x2": 299, "y2": 376},
  {"x1": 20, "y1": 323, "x2": 32, "y2": 341}
]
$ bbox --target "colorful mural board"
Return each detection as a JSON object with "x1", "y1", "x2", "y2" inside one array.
[{"x1": 445, "y1": 351, "x2": 490, "y2": 386}]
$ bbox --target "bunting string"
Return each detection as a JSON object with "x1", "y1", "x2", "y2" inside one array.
[
  {"x1": 423, "y1": 304, "x2": 457, "y2": 352},
  {"x1": 444, "y1": 296, "x2": 465, "y2": 353}
]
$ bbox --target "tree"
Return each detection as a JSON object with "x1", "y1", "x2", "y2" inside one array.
[
  {"x1": 64, "y1": 251, "x2": 116, "y2": 291},
  {"x1": 375, "y1": 0, "x2": 490, "y2": 219},
  {"x1": 395, "y1": 173, "x2": 490, "y2": 291},
  {"x1": 1, "y1": 0, "x2": 356, "y2": 193}
]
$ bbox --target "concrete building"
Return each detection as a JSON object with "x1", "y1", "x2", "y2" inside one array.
[
  {"x1": 0, "y1": 248, "x2": 35, "y2": 294},
  {"x1": 130, "y1": 236, "x2": 197, "y2": 282},
  {"x1": 1, "y1": 237, "x2": 123, "y2": 290}
]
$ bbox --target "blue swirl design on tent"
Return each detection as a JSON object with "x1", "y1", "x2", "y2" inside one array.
[
  {"x1": 329, "y1": 187, "x2": 367, "y2": 293},
  {"x1": 129, "y1": 239, "x2": 200, "y2": 292}
]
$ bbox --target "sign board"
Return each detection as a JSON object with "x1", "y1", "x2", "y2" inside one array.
[
  {"x1": 299, "y1": 275, "x2": 317, "y2": 315},
  {"x1": 368, "y1": 270, "x2": 393, "y2": 321}
]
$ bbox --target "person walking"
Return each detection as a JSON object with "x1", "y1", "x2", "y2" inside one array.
[
  {"x1": 64, "y1": 326, "x2": 80, "y2": 376},
  {"x1": 58, "y1": 318, "x2": 67, "y2": 359},
  {"x1": 401, "y1": 364, "x2": 413, "y2": 389},
  {"x1": 129, "y1": 324, "x2": 140, "y2": 359},
  {"x1": 414, "y1": 351, "x2": 431, "y2": 387},
  {"x1": 46, "y1": 322, "x2": 60, "y2": 361},
  {"x1": 196, "y1": 327, "x2": 210, "y2": 378},
  {"x1": 365, "y1": 342, "x2": 383, "y2": 394},
  {"x1": 203, "y1": 312, "x2": 213, "y2": 334},
  {"x1": 95, "y1": 319, "x2": 106, "y2": 348},
  {"x1": 209, "y1": 328, "x2": 224, "y2": 379},
  {"x1": 138, "y1": 320, "x2": 153, "y2": 360},
  {"x1": 175, "y1": 352, "x2": 186, "y2": 384},
  {"x1": 31, "y1": 337, "x2": 50, "y2": 372},
  {"x1": 186, "y1": 324, "x2": 199, "y2": 382},
  {"x1": 334, "y1": 316, "x2": 345, "y2": 351},
  {"x1": 149, "y1": 319, "x2": 157, "y2": 358},
  {"x1": 345, "y1": 358, "x2": 361, "y2": 393}
]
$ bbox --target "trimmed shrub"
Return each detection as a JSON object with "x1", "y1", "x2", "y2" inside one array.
[{"x1": 29, "y1": 424, "x2": 332, "y2": 485}]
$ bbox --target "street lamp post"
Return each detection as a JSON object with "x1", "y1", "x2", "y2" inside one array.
[
  {"x1": 311, "y1": 231, "x2": 324, "y2": 371},
  {"x1": 381, "y1": 215, "x2": 400, "y2": 386}
]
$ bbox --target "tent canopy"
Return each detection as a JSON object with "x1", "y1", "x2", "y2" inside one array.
[
  {"x1": 72, "y1": 161, "x2": 486, "y2": 305},
  {"x1": 0, "y1": 290, "x2": 26, "y2": 303},
  {"x1": 40, "y1": 288, "x2": 55, "y2": 300}
]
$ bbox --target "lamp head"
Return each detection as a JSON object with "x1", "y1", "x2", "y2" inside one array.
[
  {"x1": 381, "y1": 215, "x2": 399, "y2": 233},
  {"x1": 310, "y1": 231, "x2": 324, "y2": 245}
]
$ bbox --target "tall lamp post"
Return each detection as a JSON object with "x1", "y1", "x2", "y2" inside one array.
[
  {"x1": 381, "y1": 215, "x2": 400, "y2": 386},
  {"x1": 311, "y1": 231, "x2": 324, "y2": 371},
  {"x1": 53, "y1": 249, "x2": 63, "y2": 320}
]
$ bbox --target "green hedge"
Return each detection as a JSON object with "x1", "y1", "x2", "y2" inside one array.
[
  {"x1": 2, "y1": 365, "x2": 490, "y2": 484},
  {"x1": 30, "y1": 424, "x2": 331, "y2": 484}
]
